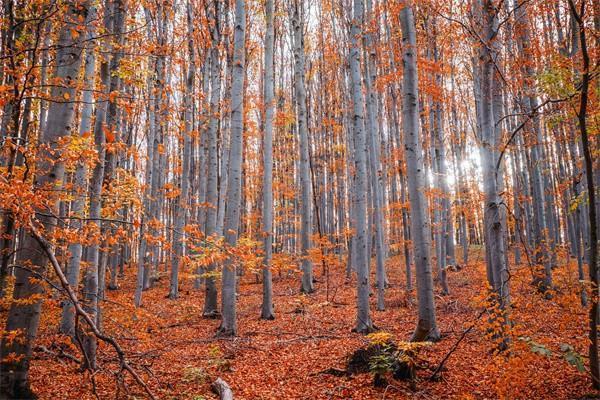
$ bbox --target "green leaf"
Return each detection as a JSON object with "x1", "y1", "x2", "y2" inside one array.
[
  {"x1": 530, "y1": 343, "x2": 552, "y2": 357},
  {"x1": 561, "y1": 344, "x2": 586, "y2": 372},
  {"x1": 519, "y1": 336, "x2": 552, "y2": 357}
]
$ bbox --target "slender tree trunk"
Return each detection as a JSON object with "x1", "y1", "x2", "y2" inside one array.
[
  {"x1": 135, "y1": 8, "x2": 157, "y2": 308},
  {"x1": 169, "y1": 0, "x2": 195, "y2": 300},
  {"x1": 567, "y1": 0, "x2": 599, "y2": 388},
  {"x1": 97, "y1": 0, "x2": 125, "y2": 303},
  {"x1": 399, "y1": 4, "x2": 440, "y2": 342},
  {"x1": 363, "y1": 0, "x2": 386, "y2": 311},
  {"x1": 514, "y1": 0, "x2": 552, "y2": 294},
  {"x1": 203, "y1": 0, "x2": 222, "y2": 317},
  {"x1": 0, "y1": 0, "x2": 23, "y2": 297},
  {"x1": 349, "y1": 0, "x2": 373, "y2": 333},
  {"x1": 217, "y1": 0, "x2": 246, "y2": 337},
  {"x1": 474, "y1": 0, "x2": 510, "y2": 346},
  {"x1": 60, "y1": 6, "x2": 98, "y2": 335},
  {"x1": 261, "y1": 0, "x2": 275, "y2": 320},
  {"x1": 290, "y1": 0, "x2": 314, "y2": 294}
]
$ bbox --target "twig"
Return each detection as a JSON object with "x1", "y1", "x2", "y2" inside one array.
[
  {"x1": 382, "y1": 384, "x2": 402, "y2": 399},
  {"x1": 275, "y1": 334, "x2": 340, "y2": 344},
  {"x1": 429, "y1": 309, "x2": 487, "y2": 381},
  {"x1": 35, "y1": 345, "x2": 81, "y2": 364},
  {"x1": 495, "y1": 68, "x2": 599, "y2": 173}
]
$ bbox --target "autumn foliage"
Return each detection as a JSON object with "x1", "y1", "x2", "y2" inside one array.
[{"x1": 0, "y1": 0, "x2": 598, "y2": 398}]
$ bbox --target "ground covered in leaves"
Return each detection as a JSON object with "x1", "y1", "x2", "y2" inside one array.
[{"x1": 14, "y1": 249, "x2": 598, "y2": 399}]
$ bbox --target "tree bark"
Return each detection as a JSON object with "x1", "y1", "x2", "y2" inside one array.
[
  {"x1": 474, "y1": 0, "x2": 510, "y2": 346},
  {"x1": 348, "y1": 0, "x2": 374, "y2": 333},
  {"x1": 203, "y1": 0, "x2": 223, "y2": 317},
  {"x1": 217, "y1": 0, "x2": 246, "y2": 337},
  {"x1": 399, "y1": 4, "x2": 440, "y2": 342},
  {"x1": 567, "y1": 0, "x2": 599, "y2": 388},
  {"x1": 290, "y1": 0, "x2": 314, "y2": 294},
  {"x1": 60, "y1": 3, "x2": 98, "y2": 336},
  {"x1": 363, "y1": 0, "x2": 387, "y2": 311},
  {"x1": 261, "y1": 0, "x2": 275, "y2": 320},
  {"x1": 169, "y1": 0, "x2": 195, "y2": 300}
]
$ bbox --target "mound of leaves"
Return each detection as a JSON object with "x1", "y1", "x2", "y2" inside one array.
[{"x1": 346, "y1": 332, "x2": 431, "y2": 387}]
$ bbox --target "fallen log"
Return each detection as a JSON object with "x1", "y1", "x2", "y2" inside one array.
[{"x1": 212, "y1": 378, "x2": 234, "y2": 400}]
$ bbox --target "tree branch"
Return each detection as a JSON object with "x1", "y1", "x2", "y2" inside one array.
[{"x1": 28, "y1": 222, "x2": 157, "y2": 400}]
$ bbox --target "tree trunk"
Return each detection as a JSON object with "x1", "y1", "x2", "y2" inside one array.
[
  {"x1": 567, "y1": 0, "x2": 599, "y2": 388},
  {"x1": 261, "y1": 0, "x2": 275, "y2": 320},
  {"x1": 399, "y1": 4, "x2": 440, "y2": 342},
  {"x1": 290, "y1": 0, "x2": 314, "y2": 294},
  {"x1": 169, "y1": 0, "x2": 195, "y2": 300},
  {"x1": 514, "y1": 0, "x2": 553, "y2": 294},
  {"x1": 60, "y1": 4, "x2": 98, "y2": 336},
  {"x1": 203, "y1": 0, "x2": 222, "y2": 317},
  {"x1": 348, "y1": 0, "x2": 373, "y2": 333},
  {"x1": 474, "y1": 0, "x2": 510, "y2": 346},
  {"x1": 217, "y1": 0, "x2": 246, "y2": 337},
  {"x1": 363, "y1": 0, "x2": 386, "y2": 311},
  {"x1": 135, "y1": 7, "x2": 157, "y2": 308}
]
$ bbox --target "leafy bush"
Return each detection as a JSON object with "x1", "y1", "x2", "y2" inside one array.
[
  {"x1": 182, "y1": 366, "x2": 208, "y2": 384},
  {"x1": 358, "y1": 332, "x2": 432, "y2": 386}
]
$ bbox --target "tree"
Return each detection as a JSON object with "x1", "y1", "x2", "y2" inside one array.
[
  {"x1": 567, "y1": 0, "x2": 599, "y2": 388},
  {"x1": 348, "y1": 0, "x2": 373, "y2": 333},
  {"x1": 60, "y1": 3, "x2": 98, "y2": 336},
  {"x1": 363, "y1": 0, "x2": 387, "y2": 310},
  {"x1": 399, "y1": 3, "x2": 440, "y2": 342},
  {"x1": 0, "y1": 0, "x2": 90, "y2": 395},
  {"x1": 217, "y1": 0, "x2": 246, "y2": 337},
  {"x1": 290, "y1": 0, "x2": 314, "y2": 294},
  {"x1": 261, "y1": 0, "x2": 276, "y2": 320},
  {"x1": 473, "y1": 0, "x2": 510, "y2": 345},
  {"x1": 514, "y1": 0, "x2": 553, "y2": 295},
  {"x1": 169, "y1": 0, "x2": 195, "y2": 300},
  {"x1": 203, "y1": 0, "x2": 223, "y2": 318}
]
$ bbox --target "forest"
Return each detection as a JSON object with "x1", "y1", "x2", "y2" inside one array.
[{"x1": 0, "y1": 0, "x2": 598, "y2": 398}]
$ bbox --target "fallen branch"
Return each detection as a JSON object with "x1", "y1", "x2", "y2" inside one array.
[
  {"x1": 212, "y1": 378, "x2": 234, "y2": 400},
  {"x1": 35, "y1": 345, "x2": 81, "y2": 364},
  {"x1": 429, "y1": 309, "x2": 486, "y2": 381},
  {"x1": 313, "y1": 367, "x2": 348, "y2": 377},
  {"x1": 29, "y1": 223, "x2": 157, "y2": 400},
  {"x1": 382, "y1": 384, "x2": 402, "y2": 399},
  {"x1": 275, "y1": 334, "x2": 340, "y2": 344}
]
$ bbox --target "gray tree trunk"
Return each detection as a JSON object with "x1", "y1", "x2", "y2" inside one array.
[
  {"x1": 514, "y1": 0, "x2": 553, "y2": 294},
  {"x1": 363, "y1": 0, "x2": 386, "y2": 311},
  {"x1": 261, "y1": 0, "x2": 275, "y2": 320},
  {"x1": 290, "y1": 0, "x2": 314, "y2": 294},
  {"x1": 399, "y1": 5, "x2": 440, "y2": 342},
  {"x1": 80, "y1": 0, "x2": 119, "y2": 366},
  {"x1": 475, "y1": 0, "x2": 510, "y2": 344},
  {"x1": 169, "y1": 0, "x2": 195, "y2": 300},
  {"x1": 98, "y1": 0, "x2": 125, "y2": 302},
  {"x1": 217, "y1": 0, "x2": 246, "y2": 337},
  {"x1": 203, "y1": 0, "x2": 222, "y2": 317},
  {"x1": 349, "y1": 0, "x2": 373, "y2": 333},
  {"x1": 134, "y1": 8, "x2": 157, "y2": 308},
  {"x1": 60, "y1": 5, "x2": 97, "y2": 336}
]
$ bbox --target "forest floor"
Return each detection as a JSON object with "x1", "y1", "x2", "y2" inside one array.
[{"x1": 13, "y1": 247, "x2": 598, "y2": 399}]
